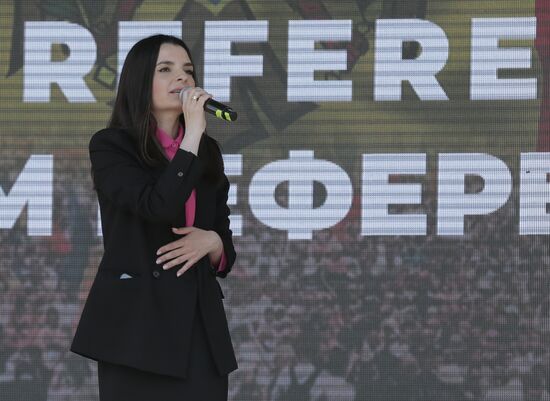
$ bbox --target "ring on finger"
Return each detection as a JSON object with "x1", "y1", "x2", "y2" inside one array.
[{"x1": 192, "y1": 95, "x2": 198, "y2": 101}]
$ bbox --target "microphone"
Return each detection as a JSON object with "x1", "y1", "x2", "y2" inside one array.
[{"x1": 179, "y1": 88, "x2": 237, "y2": 122}]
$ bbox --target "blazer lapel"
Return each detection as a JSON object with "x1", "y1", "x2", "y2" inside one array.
[
  {"x1": 193, "y1": 180, "x2": 205, "y2": 229},
  {"x1": 151, "y1": 163, "x2": 187, "y2": 227},
  {"x1": 193, "y1": 178, "x2": 217, "y2": 229}
]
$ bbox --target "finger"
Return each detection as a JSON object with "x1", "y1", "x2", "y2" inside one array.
[
  {"x1": 189, "y1": 90, "x2": 200, "y2": 102},
  {"x1": 157, "y1": 238, "x2": 184, "y2": 256},
  {"x1": 180, "y1": 88, "x2": 196, "y2": 106},
  {"x1": 163, "y1": 253, "x2": 191, "y2": 270},
  {"x1": 191, "y1": 88, "x2": 207, "y2": 97},
  {"x1": 179, "y1": 87, "x2": 195, "y2": 102},
  {"x1": 157, "y1": 246, "x2": 189, "y2": 265},
  {"x1": 177, "y1": 258, "x2": 197, "y2": 276},
  {"x1": 187, "y1": 88, "x2": 204, "y2": 102},
  {"x1": 172, "y1": 227, "x2": 195, "y2": 235},
  {"x1": 190, "y1": 88, "x2": 209, "y2": 100},
  {"x1": 197, "y1": 93, "x2": 213, "y2": 107},
  {"x1": 190, "y1": 92, "x2": 208, "y2": 106}
]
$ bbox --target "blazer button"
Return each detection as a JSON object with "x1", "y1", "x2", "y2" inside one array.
[
  {"x1": 177, "y1": 171, "x2": 183, "y2": 177},
  {"x1": 152, "y1": 270, "x2": 161, "y2": 279}
]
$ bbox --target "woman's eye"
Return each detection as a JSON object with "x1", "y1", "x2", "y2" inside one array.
[{"x1": 157, "y1": 67, "x2": 193, "y2": 75}]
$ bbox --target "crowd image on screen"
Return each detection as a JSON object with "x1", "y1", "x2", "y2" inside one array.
[{"x1": 0, "y1": 156, "x2": 548, "y2": 401}]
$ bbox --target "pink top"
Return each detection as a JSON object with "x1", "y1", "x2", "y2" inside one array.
[{"x1": 155, "y1": 125, "x2": 226, "y2": 272}]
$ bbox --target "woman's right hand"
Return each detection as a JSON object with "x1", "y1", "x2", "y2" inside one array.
[{"x1": 180, "y1": 87, "x2": 212, "y2": 138}]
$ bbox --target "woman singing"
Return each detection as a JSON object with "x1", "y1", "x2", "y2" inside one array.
[{"x1": 70, "y1": 34, "x2": 237, "y2": 401}]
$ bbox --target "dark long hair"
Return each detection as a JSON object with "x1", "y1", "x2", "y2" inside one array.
[{"x1": 108, "y1": 34, "x2": 223, "y2": 184}]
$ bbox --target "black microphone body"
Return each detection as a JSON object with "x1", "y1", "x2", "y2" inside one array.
[
  {"x1": 204, "y1": 98, "x2": 238, "y2": 122},
  {"x1": 179, "y1": 89, "x2": 237, "y2": 122}
]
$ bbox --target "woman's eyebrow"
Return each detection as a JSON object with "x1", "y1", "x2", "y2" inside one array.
[{"x1": 156, "y1": 60, "x2": 194, "y2": 67}]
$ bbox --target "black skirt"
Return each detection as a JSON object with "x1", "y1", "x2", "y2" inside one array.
[{"x1": 97, "y1": 307, "x2": 228, "y2": 401}]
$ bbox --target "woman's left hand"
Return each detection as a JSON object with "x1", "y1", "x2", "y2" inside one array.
[{"x1": 156, "y1": 227, "x2": 222, "y2": 276}]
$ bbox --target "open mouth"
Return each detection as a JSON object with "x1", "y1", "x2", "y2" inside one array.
[
  {"x1": 170, "y1": 87, "x2": 189, "y2": 94},
  {"x1": 171, "y1": 86, "x2": 193, "y2": 95}
]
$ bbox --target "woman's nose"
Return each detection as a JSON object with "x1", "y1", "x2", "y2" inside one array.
[{"x1": 177, "y1": 72, "x2": 191, "y2": 84}]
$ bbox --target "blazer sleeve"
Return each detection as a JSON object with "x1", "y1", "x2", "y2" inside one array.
[
  {"x1": 89, "y1": 129, "x2": 204, "y2": 225},
  {"x1": 212, "y1": 175, "x2": 236, "y2": 278}
]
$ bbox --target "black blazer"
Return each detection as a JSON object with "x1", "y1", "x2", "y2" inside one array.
[{"x1": 70, "y1": 128, "x2": 237, "y2": 379}]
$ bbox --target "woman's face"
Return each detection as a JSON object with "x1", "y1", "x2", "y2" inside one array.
[{"x1": 151, "y1": 43, "x2": 195, "y2": 115}]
